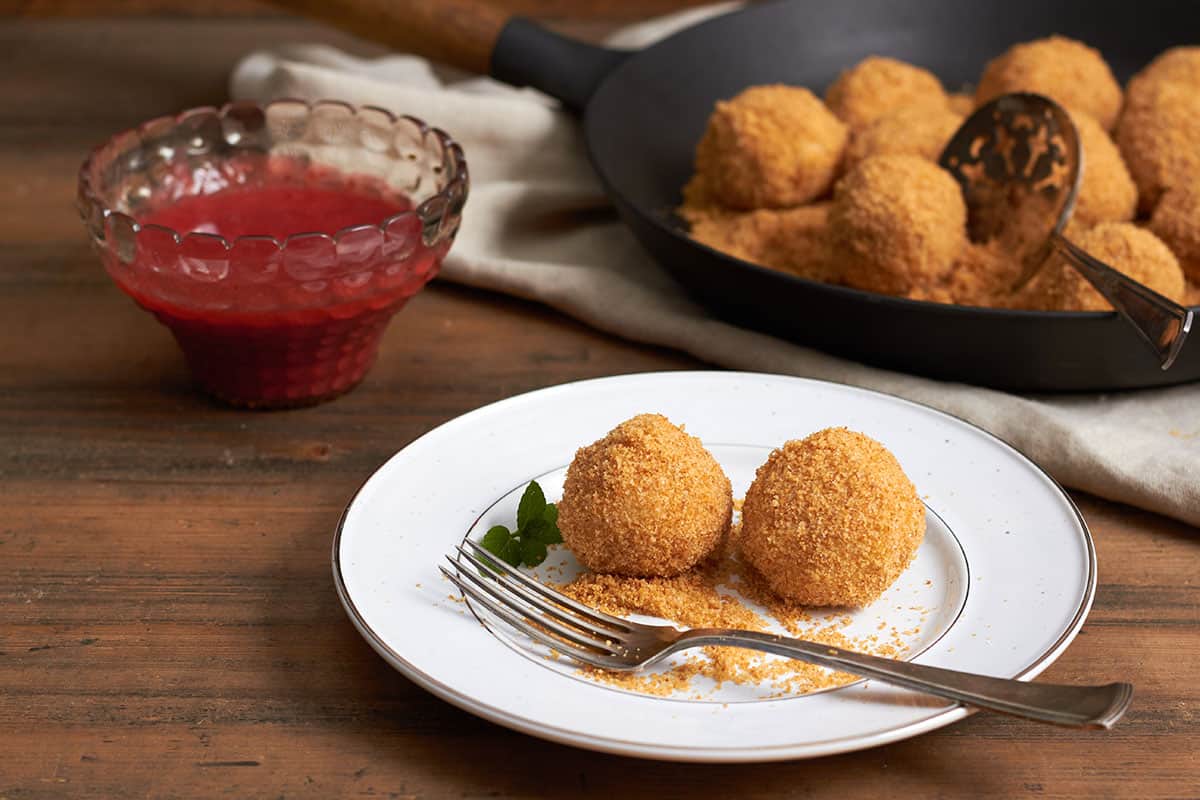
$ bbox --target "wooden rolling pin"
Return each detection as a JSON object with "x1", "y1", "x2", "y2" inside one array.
[{"x1": 266, "y1": 0, "x2": 508, "y2": 74}]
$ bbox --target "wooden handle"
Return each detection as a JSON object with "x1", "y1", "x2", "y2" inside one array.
[{"x1": 267, "y1": 0, "x2": 510, "y2": 74}]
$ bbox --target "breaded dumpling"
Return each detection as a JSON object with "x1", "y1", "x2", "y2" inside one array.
[
  {"x1": 1116, "y1": 79, "x2": 1200, "y2": 214},
  {"x1": 693, "y1": 85, "x2": 847, "y2": 210},
  {"x1": 741, "y1": 427, "x2": 925, "y2": 607},
  {"x1": 1021, "y1": 223, "x2": 1185, "y2": 311},
  {"x1": 843, "y1": 105, "x2": 965, "y2": 169},
  {"x1": 825, "y1": 56, "x2": 947, "y2": 130},
  {"x1": 1069, "y1": 108, "x2": 1137, "y2": 227},
  {"x1": 681, "y1": 203, "x2": 840, "y2": 283},
  {"x1": 1128, "y1": 47, "x2": 1200, "y2": 97},
  {"x1": 1150, "y1": 185, "x2": 1200, "y2": 283},
  {"x1": 829, "y1": 155, "x2": 966, "y2": 295},
  {"x1": 976, "y1": 36, "x2": 1123, "y2": 130},
  {"x1": 557, "y1": 414, "x2": 731, "y2": 578}
]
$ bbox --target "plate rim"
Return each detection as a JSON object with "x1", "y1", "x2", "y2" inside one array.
[{"x1": 331, "y1": 370, "x2": 1097, "y2": 762}]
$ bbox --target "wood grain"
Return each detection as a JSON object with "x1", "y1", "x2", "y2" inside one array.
[
  {"x1": 0, "y1": 0, "x2": 720, "y2": 20},
  {"x1": 263, "y1": 0, "x2": 509, "y2": 74},
  {"x1": 1, "y1": 8, "x2": 1197, "y2": 799}
]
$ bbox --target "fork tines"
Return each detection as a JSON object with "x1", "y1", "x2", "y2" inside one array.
[{"x1": 440, "y1": 539, "x2": 634, "y2": 670}]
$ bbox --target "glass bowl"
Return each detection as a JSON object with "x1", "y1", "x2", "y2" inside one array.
[{"x1": 78, "y1": 99, "x2": 468, "y2": 408}]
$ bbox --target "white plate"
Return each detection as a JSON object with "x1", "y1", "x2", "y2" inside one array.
[{"x1": 333, "y1": 372, "x2": 1095, "y2": 762}]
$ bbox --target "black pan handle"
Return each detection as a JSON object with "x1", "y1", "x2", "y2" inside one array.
[
  {"x1": 492, "y1": 18, "x2": 629, "y2": 111},
  {"x1": 266, "y1": 0, "x2": 628, "y2": 111}
]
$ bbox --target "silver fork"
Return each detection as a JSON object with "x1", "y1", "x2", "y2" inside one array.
[{"x1": 440, "y1": 539, "x2": 1132, "y2": 729}]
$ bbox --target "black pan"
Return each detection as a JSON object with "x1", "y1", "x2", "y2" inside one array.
[{"x1": 278, "y1": 0, "x2": 1200, "y2": 391}]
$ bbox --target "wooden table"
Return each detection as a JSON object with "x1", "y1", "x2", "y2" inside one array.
[{"x1": 2, "y1": 5, "x2": 1196, "y2": 798}]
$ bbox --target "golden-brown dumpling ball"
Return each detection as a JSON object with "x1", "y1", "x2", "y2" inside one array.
[
  {"x1": 829, "y1": 155, "x2": 966, "y2": 295},
  {"x1": 843, "y1": 105, "x2": 965, "y2": 169},
  {"x1": 1116, "y1": 79, "x2": 1200, "y2": 214},
  {"x1": 693, "y1": 85, "x2": 848, "y2": 210},
  {"x1": 976, "y1": 36, "x2": 1123, "y2": 131},
  {"x1": 1150, "y1": 185, "x2": 1200, "y2": 283},
  {"x1": 741, "y1": 427, "x2": 925, "y2": 606},
  {"x1": 825, "y1": 56, "x2": 948, "y2": 130},
  {"x1": 1069, "y1": 108, "x2": 1137, "y2": 227},
  {"x1": 1128, "y1": 46, "x2": 1200, "y2": 97},
  {"x1": 1022, "y1": 223, "x2": 1185, "y2": 311},
  {"x1": 557, "y1": 414, "x2": 731, "y2": 578}
]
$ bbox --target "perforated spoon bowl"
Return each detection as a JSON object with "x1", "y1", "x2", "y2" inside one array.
[{"x1": 939, "y1": 93, "x2": 1192, "y2": 369}]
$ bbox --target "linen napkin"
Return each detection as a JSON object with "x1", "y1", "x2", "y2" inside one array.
[{"x1": 231, "y1": 5, "x2": 1200, "y2": 527}]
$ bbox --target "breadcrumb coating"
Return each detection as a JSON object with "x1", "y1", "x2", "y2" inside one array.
[
  {"x1": 1150, "y1": 185, "x2": 1200, "y2": 283},
  {"x1": 740, "y1": 428, "x2": 925, "y2": 607},
  {"x1": 843, "y1": 105, "x2": 965, "y2": 169},
  {"x1": 976, "y1": 36, "x2": 1123, "y2": 130},
  {"x1": 557, "y1": 414, "x2": 731, "y2": 578},
  {"x1": 1127, "y1": 47, "x2": 1200, "y2": 97},
  {"x1": 1117, "y1": 74, "x2": 1200, "y2": 214},
  {"x1": 829, "y1": 155, "x2": 966, "y2": 295},
  {"x1": 680, "y1": 203, "x2": 839, "y2": 283},
  {"x1": 908, "y1": 240, "x2": 1022, "y2": 307},
  {"x1": 1019, "y1": 222, "x2": 1185, "y2": 311},
  {"x1": 825, "y1": 56, "x2": 947, "y2": 130},
  {"x1": 694, "y1": 84, "x2": 848, "y2": 210},
  {"x1": 1069, "y1": 108, "x2": 1138, "y2": 227}
]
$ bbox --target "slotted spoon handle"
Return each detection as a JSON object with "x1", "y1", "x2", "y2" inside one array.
[{"x1": 1053, "y1": 235, "x2": 1193, "y2": 370}]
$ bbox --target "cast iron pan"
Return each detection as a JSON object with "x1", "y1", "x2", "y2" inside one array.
[{"x1": 276, "y1": 0, "x2": 1200, "y2": 391}]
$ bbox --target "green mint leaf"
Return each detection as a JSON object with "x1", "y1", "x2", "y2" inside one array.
[
  {"x1": 520, "y1": 537, "x2": 548, "y2": 567},
  {"x1": 521, "y1": 517, "x2": 546, "y2": 540},
  {"x1": 516, "y1": 481, "x2": 546, "y2": 530},
  {"x1": 481, "y1": 526, "x2": 511, "y2": 557},
  {"x1": 500, "y1": 537, "x2": 524, "y2": 567},
  {"x1": 540, "y1": 503, "x2": 563, "y2": 544},
  {"x1": 525, "y1": 517, "x2": 561, "y2": 545}
]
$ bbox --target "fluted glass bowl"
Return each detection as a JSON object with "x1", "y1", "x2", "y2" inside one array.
[{"x1": 78, "y1": 99, "x2": 468, "y2": 408}]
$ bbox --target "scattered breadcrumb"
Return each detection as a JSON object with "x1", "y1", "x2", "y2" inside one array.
[{"x1": 557, "y1": 545, "x2": 916, "y2": 698}]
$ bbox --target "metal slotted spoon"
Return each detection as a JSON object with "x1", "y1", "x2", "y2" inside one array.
[
  {"x1": 441, "y1": 539, "x2": 1133, "y2": 729},
  {"x1": 938, "y1": 93, "x2": 1193, "y2": 369}
]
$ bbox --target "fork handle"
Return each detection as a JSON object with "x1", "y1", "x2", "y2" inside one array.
[{"x1": 678, "y1": 629, "x2": 1132, "y2": 728}]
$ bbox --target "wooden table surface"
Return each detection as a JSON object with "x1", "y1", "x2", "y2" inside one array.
[{"x1": 2, "y1": 4, "x2": 1197, "y2": 798}]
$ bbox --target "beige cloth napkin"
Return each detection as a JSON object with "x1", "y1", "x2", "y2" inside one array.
[{"x1": 232, "y1": 5, "x2": 1200, "y2": 527}]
